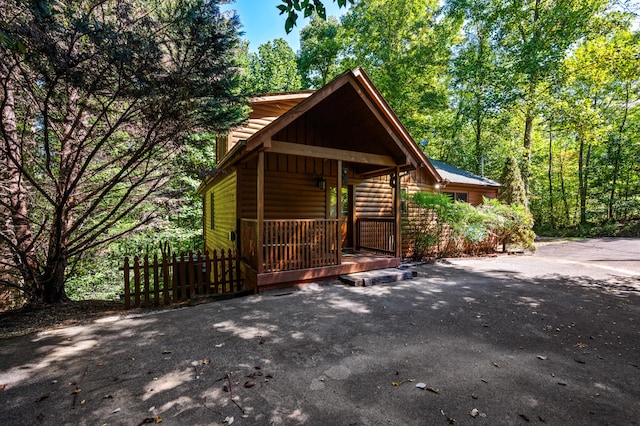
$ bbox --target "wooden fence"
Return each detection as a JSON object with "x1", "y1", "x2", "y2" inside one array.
[{"x1": 122, "y1": 249, "x2": 245, "y2": 309}]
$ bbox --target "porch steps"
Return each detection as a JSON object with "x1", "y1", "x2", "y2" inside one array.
[{"x1": 339, "y1": 268, "x2": 417, "y2": 287}]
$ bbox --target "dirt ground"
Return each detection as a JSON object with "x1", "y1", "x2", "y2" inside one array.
[{"x1": 1, "y1": 238, "x2": 639, "y2": 425}]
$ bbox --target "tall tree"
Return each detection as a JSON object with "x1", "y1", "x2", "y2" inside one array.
[
  {"x1": 340, "y1": 0, "x2": 460, "y2": 141},
  {"x1": 246, "y1": 38, "x2": 302, "y2": 94},
  {"x1": 298, "y1": 14, "x2": 342, "y2": 89},
  {"x1": 491, "y1": 0, "x2": 608, "y2": 194},
  {"x1": 0, "y1": 0, "x2": 246, "y2": 305},
  {"x1": 498, "y1": 156, "x2": 528, "y2": 207}
]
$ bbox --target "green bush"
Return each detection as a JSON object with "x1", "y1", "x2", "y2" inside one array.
[{"x1": 410, "y1": 192, "x2": 536, "y2": 258}]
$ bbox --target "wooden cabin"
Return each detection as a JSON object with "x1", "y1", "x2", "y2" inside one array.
[{"x1": 198, "y1": 68, "x2": 498, "y2": 292}]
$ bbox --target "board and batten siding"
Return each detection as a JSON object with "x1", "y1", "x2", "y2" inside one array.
[{"x1": 204, "y1": 171, "x2": 237, "y2": 254}]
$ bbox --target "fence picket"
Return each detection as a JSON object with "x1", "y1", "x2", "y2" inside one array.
[{"x1": 123, "y1": 249, "x2": 243, "y2": 308}]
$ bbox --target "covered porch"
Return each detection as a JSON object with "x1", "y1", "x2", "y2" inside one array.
[
  {"x1": 209, "y1": 68, "x2": 441, "y2": 291},
  {"x1": 239, "y1": 216, "x2": 401, "y2": 289}
]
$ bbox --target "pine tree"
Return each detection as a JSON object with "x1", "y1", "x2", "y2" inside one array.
[{"x1": 498, "y1": 156, "x2": 528, "y2": 208}]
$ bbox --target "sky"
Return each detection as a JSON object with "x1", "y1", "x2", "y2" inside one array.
[{"x1": 221, "y1": 1, "x2": 351, "y2": 53}]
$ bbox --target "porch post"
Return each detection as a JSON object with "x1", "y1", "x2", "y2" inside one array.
[
  {"x1": 394, "y1": 165, "x2": 402, "y2": 258},
  {"x1": 257, "y1": 151, "x2": 265, "y2": 274},
  {"x1": 337, "y1": 159, "x2": 342, "y2": 265}
]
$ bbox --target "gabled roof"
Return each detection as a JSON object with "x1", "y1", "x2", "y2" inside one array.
[
  {"x1": 218, "y1": 67, "x2": 442, "y2": 182},
  {"x1": 430, "y1": 159, "x2": 500, "y2": 187}
]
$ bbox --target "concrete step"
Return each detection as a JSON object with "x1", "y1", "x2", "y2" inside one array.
[{"x1": 339, "y1": 268, "x2": 416, "y2": 287}]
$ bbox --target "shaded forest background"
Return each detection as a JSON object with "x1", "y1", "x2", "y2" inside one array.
[{"x1": 1, "y1": 0, "x2": 638, "y2": 305}]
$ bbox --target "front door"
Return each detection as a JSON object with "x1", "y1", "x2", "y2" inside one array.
[{"x1": 330, "y1": 186, "x2": 353, "y2": 248}]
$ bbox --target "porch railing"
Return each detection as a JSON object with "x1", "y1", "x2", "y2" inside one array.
[
  {"x1": 356, "y1": 217, "x2": 396, "y2": 255},
  {"x1": 264, "y1": 219, "x2": 339, "y2": 272},
  {"x1": 240, "y1": 218, "x2": 340, "y2": 273}
]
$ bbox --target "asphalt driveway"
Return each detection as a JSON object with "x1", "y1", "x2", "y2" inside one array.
[{"x1": 1, "y1": 238, "x2": 639, "y2": 425}]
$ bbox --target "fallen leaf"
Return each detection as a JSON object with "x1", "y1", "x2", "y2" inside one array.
[
  {"x1": 427, "y1": 387, "x2": 440, "y2": 394},
  {"x1": 391, "y1": 381, "x2": 399, "y2": 386},
  {"x1": 0, "y1": 384, "x2": 6, "y2": 391},
  {"x1": 202, "y1": 358, "x2": 211, "y2": 365},
  {"x1": 155, "y1": 417, "x2": 163, "y2": 424},
  {"x1": 161, "y1": 349, "x2": 172, "y2": 354}
]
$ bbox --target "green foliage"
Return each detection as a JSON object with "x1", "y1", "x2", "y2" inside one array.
[
  {"x1": 481, "y1": 198, "x2": 536, "y2": 252},
  {"x1": 498, "y1": 156, "x2": 528, "y2": 207},
  {"x1": 246, "y1": 38, "x2": 302, "y2": 94},
  {"x1": 298, "y1": 14, "x2": 342, "y2": 88},
  {"x1": 0, "y1": 0, "x2": 247, "y2": 305},
  {"x1": 278, "y1": 0, "x2": 354, "y2": 33},
  {"x1": 410, "y1": 192, "x2": 535, "y2": 257}
]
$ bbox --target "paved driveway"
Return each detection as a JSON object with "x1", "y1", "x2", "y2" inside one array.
[{"x1": 1, "y1": 239, "x2": 639, "y2": 425}]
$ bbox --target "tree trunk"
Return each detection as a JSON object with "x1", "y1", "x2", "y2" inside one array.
[
  {"x1": 578, "y1": 135, "x2": 591, "y2": 226},
  {"x1": 608, "y1": 82, "x2": 629, "y2": 220},
  {"x1": 522, "y1": 102, "x2": 534, "y2": 196},
  {"x1": 547, "y1": 123, "x2": 554, "y2": 228},
  {"x1": 1, "y1": 66, "x2": 42, "y2": 304}
]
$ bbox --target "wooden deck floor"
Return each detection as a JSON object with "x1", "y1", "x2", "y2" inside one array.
[{"x1": 255, "y1": 250, "x2": 400, "y2": 290}]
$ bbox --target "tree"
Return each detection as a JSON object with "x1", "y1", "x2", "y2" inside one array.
[
  {"x1": 278, "y1": 0, "x2": 353, "y2": 33},
  {"x1": 246, "y1": 38, "x2": 302, "y2": 94},
  {"x1": 340, "y1": 0, "x2": 460, "y2": 141},
  {"x1": 0, "y1": 0, "x2": 247, "y2": 305},
  {"x1": 490, "y1": 0, "x2": 609, "y2": 194},
  {"x1": 498, "y1": 156, "x2": 528, "y2": 207},
  {"x1": 298, "y1": 14, "x2": 342, "y2": 89}
]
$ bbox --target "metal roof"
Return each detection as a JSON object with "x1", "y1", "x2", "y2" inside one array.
[{"x1": 429, "y1": 159, "x2": 500, "y2": 187}]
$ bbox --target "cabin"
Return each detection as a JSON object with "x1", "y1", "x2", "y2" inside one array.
[{"x1": 198, "y1": 68, "x2": 498, "y2": 292}]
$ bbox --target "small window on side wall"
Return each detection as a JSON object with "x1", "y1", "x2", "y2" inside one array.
[
  {"x1": 210, "y1": 192, "x2": 215, "y2": 230},
  {"x1": 443, "y1": 191, "x2": 468, "y2": 203}
]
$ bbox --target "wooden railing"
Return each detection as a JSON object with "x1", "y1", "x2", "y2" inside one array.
[
  {"x1": 356, "y1": 217, "x2": 396, "y2": 255},
  {"x1": 263, "y1": 219, "x2": 339, "y2": 272},
  {"x1": 122, "y1": 249, "x2": 245, "y2": 309}
]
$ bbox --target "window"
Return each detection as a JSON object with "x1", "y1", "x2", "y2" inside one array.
[
  {"x1": 210, "y1": 192, "x2": 215, "y2": 229},
  {"x1": 443, "y1": 191, "x2": 468, "y2": 203}
]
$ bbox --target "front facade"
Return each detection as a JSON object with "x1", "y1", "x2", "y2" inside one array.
[{"x1": 198, "y1": 68, "x2": 495, "y2": 292}]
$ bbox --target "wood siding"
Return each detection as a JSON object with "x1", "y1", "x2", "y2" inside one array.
[
  {"x1": 354, "y1": 177, "x2": 394, "y2": 217},
  {"x1": 225, "y1": 96, "x2": 310, "y2": 156},
  {"x1": 238, "y1": 152, "x2": 348, "y2": 220},
  {"x1": 204, "y1": 171, "x2": 237, "y2": 254}
]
